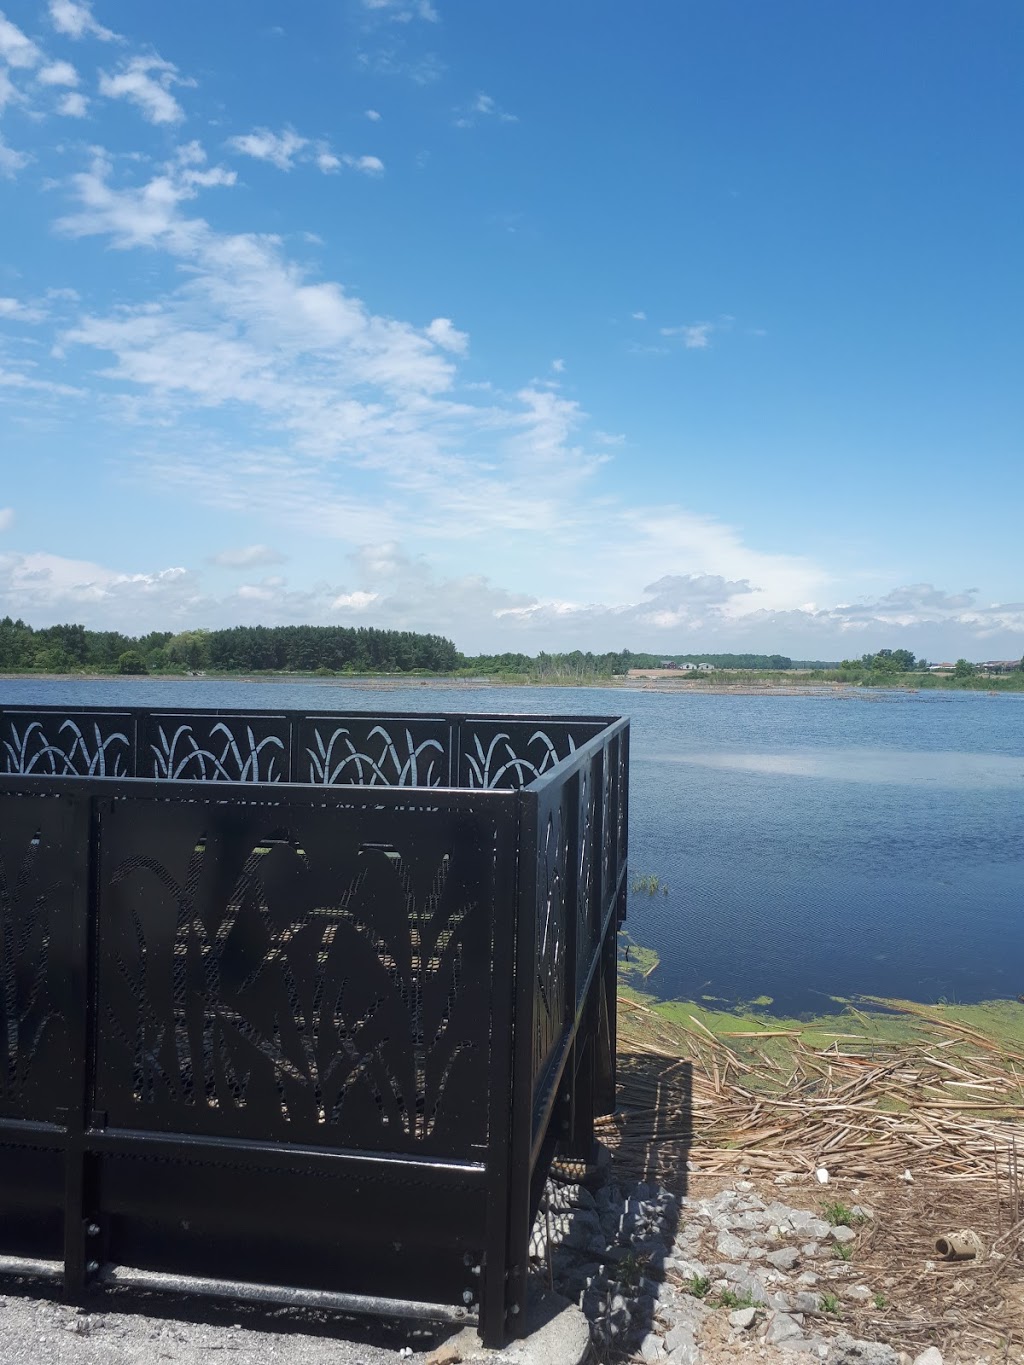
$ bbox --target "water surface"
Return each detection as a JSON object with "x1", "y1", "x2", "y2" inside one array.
[{"x1": 3, "y1": 677, "x2": 1022, "y2": 1014}]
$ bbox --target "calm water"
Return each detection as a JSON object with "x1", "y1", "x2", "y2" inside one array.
[{"x1": 4, "y1": 677, "x2": 1023, "y2": 1015}]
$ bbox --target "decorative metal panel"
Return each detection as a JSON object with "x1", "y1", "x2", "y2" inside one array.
[
  {"x1": 533, "y1": 792, "x2": 569, "y2": 1083},
  {"x1": 1, "y1": 712, "x2": 133, "y2": 777},
  {"x1": 141, "y1": 714, "x2": 288, "y2": 783},
  {"x1": 575, "y1": 759, "x2": 598, "y2": 1003},
  {"x1": 0, "y1": 792, "x2": 76, "y2": 1120},
  {"x1": 95, "y1": 795, "x2": 497, "y2": 1156},
  {"x1": 461, "y1": 722, "x2": 596, "y2": 790},
  {"x1": 300, "y1": 716, "x2": 451, "y2": 787}
]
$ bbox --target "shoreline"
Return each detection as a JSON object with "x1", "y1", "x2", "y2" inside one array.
[{"x1": 0, "y1": 672, "x2": 1004, "y2": 698}]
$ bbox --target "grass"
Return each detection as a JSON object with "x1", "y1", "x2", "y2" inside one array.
[
  {"x1": 617, "y1": 1251, "x2": 649, "y2": 1292},
  {"x1": 822, "y1": 1201, "x2": 864, "y2": 1228},
  {"x1": 630, "y1": 872, "x2": 668, "y2": 895},
  {"x1": 832, "y1": 1241, "x2": 854, "y2": 1263},
  {"x1": 715, "y1": 1289, "x2": 758, "y2": 1310},
  {"x1": 820, "y1": 1293, "x2": 842, "y2": 1316},
  {"x1": 685, "y1": 1274, "x2": 712, "y2": 1299}
]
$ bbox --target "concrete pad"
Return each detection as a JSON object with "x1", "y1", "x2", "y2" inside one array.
[{"x1": 432, "y1": 1290, "x2": 591, "y2": 1365}]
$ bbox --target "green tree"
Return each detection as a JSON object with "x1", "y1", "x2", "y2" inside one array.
[
  {"x1": 952, "y1": 658, "x2": 975, "y2": 679},
  {"x1": 164, "y1": 630, "x2": 211, "y2": 671},
  {"x1": 117, "y1": 650, "x2": 148, "y2": 675}
]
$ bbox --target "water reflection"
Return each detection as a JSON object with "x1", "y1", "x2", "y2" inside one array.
[{"x1": 665, "y1": 749, "x2": 1024, "y2": 788}]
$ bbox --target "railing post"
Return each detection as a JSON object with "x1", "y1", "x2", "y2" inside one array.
[
  {"x1": 500, "y1": 790, "x2": 539, "y2": 1341},
  {"x1": 479, "y1": 803, "x2": 520, "y2": 1347},
  {"x1": 62, "y1": 790, "x2": 101, "y2": 1296}
]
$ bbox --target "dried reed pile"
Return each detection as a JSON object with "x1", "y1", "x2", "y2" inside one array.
[
  {"x1": 600, "y1": 995, "x2": 1024, "y2": 1358},
  {"x1": 602, "y1": 995, "x2": 1024, "y2": 1184}
]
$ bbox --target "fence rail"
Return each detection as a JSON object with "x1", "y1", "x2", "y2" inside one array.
[{"x1": 0, "y1": 705, "x2": 628, "y2": 1345}]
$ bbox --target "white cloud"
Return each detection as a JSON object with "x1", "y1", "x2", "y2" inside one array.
[
  {"x1": 0, "y1": 365, "x2": 84, "y2": 396},
  {"x1": 0, "y1": 550, "x2": 200, "y2": 626},
  {"x1": 551, "y1": 357, "x2": 565, "y2": 373},
  {"x1": 227, "y1": 130, "x2": 383, "y2": 177},
  {"x1": 0, "y1": 507, "x2": 13, "y2": 532},
  {"x1": 57, "y1": 90, "x2": 88, "y2": 116},
  {"x1": 48, "y1": 0, "x2": 119, "y2": 41},
  {"x1": 341, "y1": 152, "x2": 384, "y2": 175},
  {"x1": 365, "y1": 108, "x2": 381, "y2": 121},
  {"x1": 454, "y1": 91, "x2": 518, "y2": 128},
  {"x1": 228, "y1": 126, "x2": 307, "y2": 170},
  {"x1": 362, "y1": 0, "x2": 439, "y2": 21},
  {"x1": 98, "y1": 55, "x2": 189, "y2": 125},
  {"x1": 37, "y1": 59, "x2": 79, "y2": 86},
  {"x1": 0, "y1": 296, "x2": 47, "y2": 322},
  {"x1": 209, "y1": 544, "x2": 286, "y2": 568},
  {"x1": 0, "y1": 66, "x2": 16, "y2": 112},
  {"x1": 660, "y1": 321, "x2": 714, "y2": 349},
  {"x1": 44, "y1": 145, "x2": 950, "y2": 655},
  {"x1": 0, "y1": 13, "x2": 41, "y2": 68},
  {"x1": 0, "y1": 136, "x2": 29, "y2": 177},
  {"x1": 425, "y1": 317, "x2": 467, "y2": 353},
  {"x1": 631, "y1": 310, "x2": 646, "y2": 321}
]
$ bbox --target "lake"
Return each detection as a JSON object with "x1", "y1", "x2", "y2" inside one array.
[{"x1": 3, "y1": 676, "x2": 1023, "y2": 1015}]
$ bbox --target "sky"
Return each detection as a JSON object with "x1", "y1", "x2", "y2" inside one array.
[{"x1": 0, "y1": 0, "x2": 1021, "y2": 660}]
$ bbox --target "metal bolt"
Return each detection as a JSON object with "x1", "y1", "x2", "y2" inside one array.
[
  {"x1": 86, "y1": 1261, "x2": 99, "y2": 1274},
  {"x1": 462, "y1": 1290, "x2": 473, "y2": 1305},
  {"x1": 510, "y1": 1303, "x2": 521, "y2": 1316},
  {"x1": 470, "y1": 1263, "x2": 481, "y2": 1277},
  {"x1": 86, "y1": 1224, "x2": 100, "y2": 1237}
]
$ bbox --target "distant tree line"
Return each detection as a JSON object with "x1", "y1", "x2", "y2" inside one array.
[
  {"x1": 0, "y1": 618, "x2": 460, "y2": 675},
  {"x1": 465, "y1": 650, "x2": 797, "y2": 678},
  {"x1": 13, "y1": 618, "x2": 1015, "y2": 682},
  {"x1": 837, "y1": 649, "x2": 929, "y2": 675}
]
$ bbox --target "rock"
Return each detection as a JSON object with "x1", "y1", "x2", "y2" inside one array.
[
  {"x1": 843, "y1": 1285, "x2": 872, "y2": 1303},
  {"x1": 801, "y1": 1243, "x2": 822, "y2": 1259},
  {"x1": 793, "y1": 1291, "x2": 820, "y2": 1315},
  {"x1": 766, "y1": 1312, "x2": 805, "y2": 1344},
  {"x1": 828, "y1": 1331, "x2": 902, "y2": 1364},
  {"x1": 780, "y1": 1338, "x2": 829, "y2": 1356},
  {"x1": 669, "y1": 1257, "x2": 709, "y2": 1281},
  {"x1": 729, "y1": 1306, "x2": 757, "y2": 1330},
  {"x1": 912, "y1": 1352, "x2": 943, "y2": 1365},
  {"x1": 767, "y1": 1247, "x2": 801, "y2": 1271},
  {"x1": 425, "y1": 1347, "x2": 463, "y2": 1365},
  {"x1": 831, "y1": 1226, "x2": 857, "y2": 1244},
  {"x1": 715, "y1": 1232, "x2": 747, "y2": 1261},
  {"x1": 788, "y1": 1212, "x2": 832, "y2": 1240},
  {"x1": 850, "y1": 1205, "x2": 874, "y2": 1222},
  {"x1": 796, "y1": 1272, "x2": 819, "y2": 1287},
  {"x1": 729, "y1": 1270, "x2": 768, "y2": 1304},
  {"x1": 638, "y1": 1331, "x2": 664, "y2": 1362},
  {"x1": 665, "y1": 1323, "x2": 696, "y2": 1353}
]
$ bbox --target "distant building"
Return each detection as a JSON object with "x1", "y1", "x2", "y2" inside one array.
[
  {"x1": 980, "y1": 660, "x2": 1021, "y2": 673},
  {"x1": 929, "y1": 663, "x2": 955, "y2": 672}
]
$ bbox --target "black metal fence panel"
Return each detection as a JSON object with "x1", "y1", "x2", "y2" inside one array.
[
  {"x1": 0, "y1": 705, "x2": 629, "y2": 1346},
  {"x1": 0, "y1": 706, "x2": 612, "y2": 793},
  {"x1": 0, "y1": 790, "x2": 78, "y2": 1122},
  {"x1": 94, "y1": 791, "x2": 499, "y2": 1156}
]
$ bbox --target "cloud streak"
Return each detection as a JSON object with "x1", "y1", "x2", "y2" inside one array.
[{"x1": 98, "y1": 55, "x2": 190, "y2": 124}]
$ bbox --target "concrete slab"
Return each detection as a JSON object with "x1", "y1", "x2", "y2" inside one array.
[{"x1": 430, "y1": 1290, "x2": 591, "y2": 1365}]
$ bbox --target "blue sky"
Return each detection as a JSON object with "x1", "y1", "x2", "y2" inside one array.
[{"x1": 0, "y1": 0, "x2": 1021, "y2": 659}]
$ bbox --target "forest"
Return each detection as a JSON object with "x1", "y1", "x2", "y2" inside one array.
[{"x1": 0, "y1": 618, "x2": 814, "y2": 677}]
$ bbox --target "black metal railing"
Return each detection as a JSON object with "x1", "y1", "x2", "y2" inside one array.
[{"x1": 0, "y1": 704, "x2": 628, "y2": 1345}]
